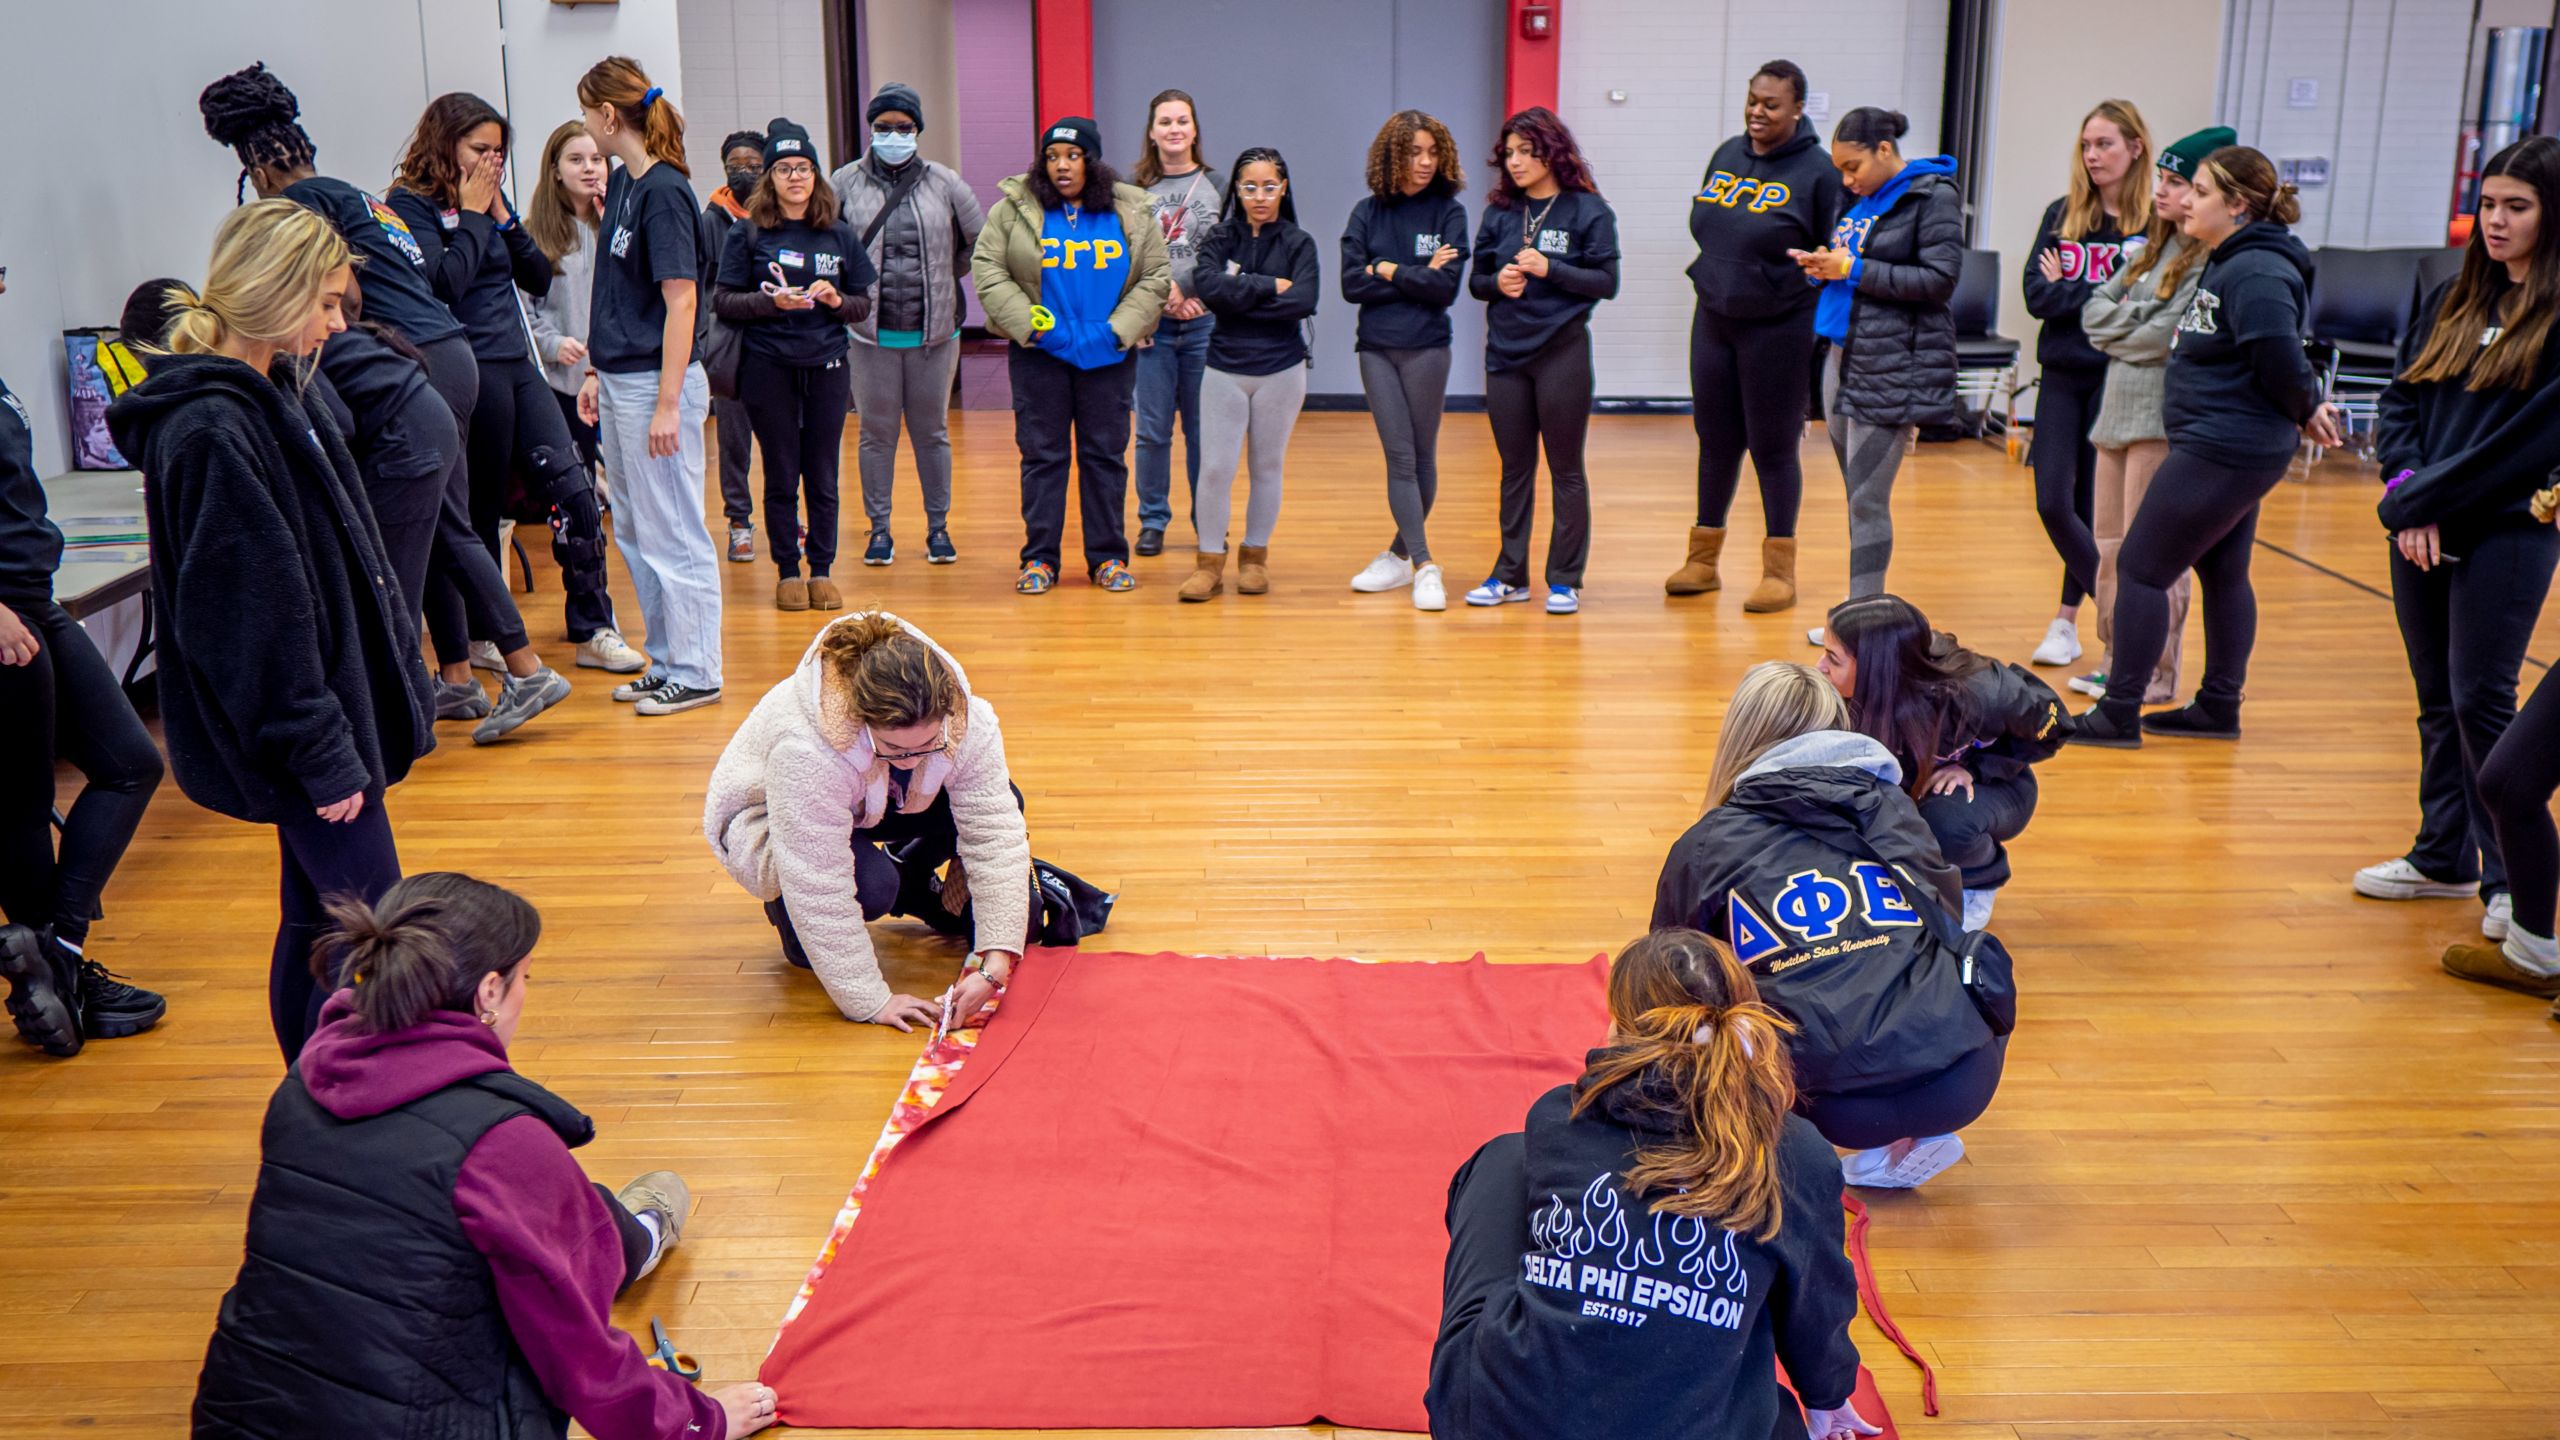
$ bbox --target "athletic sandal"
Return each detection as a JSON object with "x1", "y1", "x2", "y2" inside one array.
[
  {"x1": 1841, "y1": 1134, "x2": 1966, "y2": 1189},
  {"x1": 2352, "y1": 857, "x2": 2476, "y2": 901},
  {"x1": 616, "y1": 1170, "x2": 693, "y2": 1280},
  {"x1": 1016, "y1": 561, "x2": 1057, "y2": 594},
  {"x1": 2440, "y1": 940, "x2": 2560, "y2": 999},
  {"x1": 2141, "y1": 702, "x2": 2241, "y2": 740},
  {"x1": 2068, "y1": 703, "x2": 2143, "y2": 749},
  {"x1": 1092, "y1": 559, "x2": 1136, "y2": 593}
]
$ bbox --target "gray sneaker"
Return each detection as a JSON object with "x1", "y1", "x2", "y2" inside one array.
[
  {"x1": 434, "y1": 678, "x2": 491, "y2": 721},
  {"x1": 614, "y1": 1169, "x2": 692, "y2": 1280},
  {"x1": 471, "y1": 666, "x2": 571, "y2": 745}
]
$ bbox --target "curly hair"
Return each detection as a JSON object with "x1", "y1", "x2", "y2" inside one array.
[
  {"x1": 818, "y1": 613, "x2": 965, "y2": 731},
  {"x1": 199, "y1": 62, "x2": 317, "y2": 202},
  {"x1": 1487, "y1": 106, "x2": 1598, "y2": 209},
  {"x1": 1364, "y1": 110, "x2": 1463, "y2": 200},
  {"x1": 1026, "y1": 152, "x2": 1121, "y2": 212},
  {"x1": 392, "y1": 92, "x2": 510, "y2": 210}
]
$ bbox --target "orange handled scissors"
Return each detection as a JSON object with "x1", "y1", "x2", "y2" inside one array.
[{"x1": 645, "y1": 1317, "x2": 701, "y2": 1383}]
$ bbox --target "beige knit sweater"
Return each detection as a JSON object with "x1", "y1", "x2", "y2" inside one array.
[{"x1": 2082, "y1": 233, "x2": 2203, "y2": 449}]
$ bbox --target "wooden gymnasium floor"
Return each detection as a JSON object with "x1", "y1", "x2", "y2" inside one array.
[{"x1": 6, "y1": 410, "x2": 2560, "y2": 1440}]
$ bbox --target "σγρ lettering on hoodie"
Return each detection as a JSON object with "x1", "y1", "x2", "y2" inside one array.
[{"x1": 1686, "y1": 118, "x2": 1844, "y2": 322}]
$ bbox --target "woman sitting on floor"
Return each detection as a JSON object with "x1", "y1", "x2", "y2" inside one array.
[
  {"x1": 191, "y1": 873, "x2": 776, "y2": 1440},
  {"x1": 1651, "y1": 661, "x2": 2013, "y2": 1190},
  {"x1": 1426, "y1": 928, "x2": 1874, "y2": 1440},
  {"x1": 705, "y1": 611, "x2": 1033, "y2": 1030}
]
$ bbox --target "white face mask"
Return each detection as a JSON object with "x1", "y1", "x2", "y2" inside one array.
[{"x1": 871, "y1": 131, "x2": 919, "y2": 166}]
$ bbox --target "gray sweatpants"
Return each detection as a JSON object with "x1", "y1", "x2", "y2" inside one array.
[
  {"x1": 849, "y1": 338, "x2": 960, "y2": 531},
  {"x1": 1194, "y1": 364, "x2": 1307, "y2": 554},
  {"x1": 1822, "y1": 347, "x2": 1914, "y2": 599},
  {"x1": 1358, "y1": 346, "x2": 1451, "y2": 565}
]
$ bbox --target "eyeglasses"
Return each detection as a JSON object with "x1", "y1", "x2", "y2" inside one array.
[
  {"x1": 768, "y1": 162, "x2": 816, "y2": 180},
  {"x1": 870, "y1": 719, "x2": 950, "y2": 764},
  {"x1": 1235, "y1": 182, "x2": 1286, "y2": 198},
  {"x1": 872, "y1": 122, "x2": 918, "y2": 136}
]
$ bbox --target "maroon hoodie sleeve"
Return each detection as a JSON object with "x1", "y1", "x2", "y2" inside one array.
[{"x1": 454, "y1": 1117, "x2": 727, "y2": 1440}]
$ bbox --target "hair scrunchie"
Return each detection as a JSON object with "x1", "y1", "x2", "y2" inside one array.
[{"x1": 642, "y1": 86, "x2": 663, "y2": 108}]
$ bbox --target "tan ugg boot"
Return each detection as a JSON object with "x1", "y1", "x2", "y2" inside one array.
[
  {"x1": 776, "y1": 577, "x2": 810, "y2": 611},
  {"x1": 1237, "y1": 545, "x2": 1270, "y2": 595},
  {"x1": 807, "y1": 577, "x2": 843, "y2": 611},
  {"x1": 1743, "y1": 536, "x2": 1797, "y2": 613},
  {"x1": 1665, "y1": 525, "x2": 1725, "y2": 595},
  {"x1": 1177, "y1": 551, "x2": 1226, "y2": 602}
]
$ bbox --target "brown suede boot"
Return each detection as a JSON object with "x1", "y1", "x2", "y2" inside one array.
[
  {"x1": 1178, "y1": 551, "x2": 1226, "y2": 602},
  {"x1": 1237, "y1": 545, "x2": 1270, "y2": 595},
  {"x1": 807, "y1": 577, "x2": 843, "y2": 611},
  {"x1": 776, "y1": 577, "x2": 810, "y2": 611},
  {"x1": 1743, "y1": 536, "x2": 1797, "y2": 612},
  {"x1": 1665, "y1": 525, "x2": 1725, "y2": 595}
]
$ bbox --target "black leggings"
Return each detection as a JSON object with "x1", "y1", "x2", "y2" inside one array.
[
  {"x1": 456, "y1": 355, "x2": 615, "y2": 642},
  {"x1": 739, "y1": 350, "x2": 853, "y2": 579},
  {"x1": 0, "y1": 601, "x2": 163, "y2": 948},
  {"x1": 269, "y1": 793, "x2": 402, "y2": 1061},
  {"x1": 1690, "y1": 304, "x2": 1811, "y2": 537},
  {"x1": 766, "y1": 784, "x2": 1029, "y2": 961},
  {"x1": 2482, "y1": 668, "x2": 2560, "y2": 940},
  {"x1": 1799, "y1": 1037, "x2": 2008, "y2": 1150},
  {"x1": 370, "y1": 384, "x2": 531, "y2": 665},
  {"x1": 1916, "y1": 771, "x2": 2038, "y2": 891},
  {"x1": 2101, "y1": 448, "x2": 2291, "y2": 713},
  {"x1": 2031, "y1": 365, "x2": 2104, "y2": 607},
  {"x1": 1486, "y1": 322, "x2": 1594, "y2": 589}
]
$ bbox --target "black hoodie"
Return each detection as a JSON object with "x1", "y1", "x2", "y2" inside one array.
[
  {"x1": 279, "y1": 176, "x2": 465, "y2": 349},
  {"x1": 1193, "y1": 215, "x2": 1322, "y2": 376},
  {"x1": 1471, "y1": 190, "x2": 1621, "y2": 372},
  {"x1": 1651, "y1": 733, "x2": 1999, "y2": 1096},
  {"x1": 105, "y1": 354, "x2": 431, "y2": 824},
  {"x1": 2020, "y1": 197, "x2": 2132, "y2": 371},
  {"x1": 1686, "y1": 119, "x2": 1844, "y2": 321},
  {"x1": 1339, "y1": 188, "x2": 1471, "y2": 350},
  {"x1": 386, "y1": 187, "x2": 554, "y2": 363},
  {"x1": 2375, "y1": 273, "x2": 2560, "y2": 544},
  {"x1": 0, "y1": 373, "x2": 61, "y2": 605},
  {"x1": 2165, "y1": 221, "x2": 2320, "y2": 467},
  {"x1": 1423, "y1": 1085, "x2": 1860, "y2": 1440}
]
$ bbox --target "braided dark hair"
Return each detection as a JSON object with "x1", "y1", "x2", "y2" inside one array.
[
  {"x1": 201, "y1": 62, "x2": 316, "y2": 203},
  {"x1": 1218, "y1": 146, "x2": 1296, "y2": 226}
]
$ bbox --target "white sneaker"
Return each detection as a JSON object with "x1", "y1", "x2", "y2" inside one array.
[
  {"x1": 2066, "y1": 670, "x2": 2108, "y2": 698},
  {"x1": 2486, "y1": 892, "x2": 2514, "y2": 941},
  {"x1": 1806, "y1": 626, "x2": 1825, "y2": 647},
  {"x1": 1466, "y1": 578, "x2": 1532, "y2": 607},
  {"x1": 1961, "y1": 888, "x2": 1996, "y2": 931},
  {"x1": 1412, "y1": 563, "x2": 1446, "y2": 612},
  {"x1": 2030, "y1": 617, "x2": 2082, "y2": 667},
  {"x1": 1840, "y1": 1134, "x2": 1966, "y2": 1189},
  {"x1": 468, "y1": 640, "x2": 505, "y2": 672},
  {"x1": 575, "y1": 628, "x2": 647, "y2": 674},
  {"x1": 1545, "y1": 585, "x2": 1579, "y2": 615},
  {"x1": 2353, "y1": 857, "x2": 2475, "y2": 900},
  {"x1": 1350, "y1": 551, "x2": 1415, "y2": 593}
]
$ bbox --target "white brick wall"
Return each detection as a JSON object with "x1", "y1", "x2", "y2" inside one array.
[
  {"x1": 678, "y1": 0, "x2": 834, "y2": 192},
  {"x1": 1561, "y1": 0, "x2": 1948, "y2": 396}
]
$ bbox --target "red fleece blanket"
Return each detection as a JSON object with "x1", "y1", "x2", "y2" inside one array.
[{"x1": 760, "y1": 948, "x2": 1901, "y2": 1435}]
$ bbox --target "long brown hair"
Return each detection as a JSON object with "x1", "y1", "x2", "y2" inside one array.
[
  {"x1": 2197, "y1": 146, "x2": 2301, "y2": 228},
  {"x1": 526, "y1": 120, "x2": 600, "y2": 269},
  {"x1": 2061, "y1": 100, "x2": 2154, "y2": 241},
  {"x1": 1133, "y1": 89, "x2": 1201, "y2": 188},
  {"x1": 578, "y1": 56, "x2": 688, "y2": 175},
  {"x1": 1825, "y1": 594, "x2": 1993, "y2": 794},
  {"x1": 746, "y1": 159, "x2": 842, "y2": 229},
  {"x1": 1487, "y1": 106, "x2": 1598, "y2": 209},
  {"x1": 316, "y1": 873, "x2": 542, "y2": 1032},
  {"x1": 2403, "y1": 137, "x2": 2560, "y2": 391},
  {"x1": 1572, "y1": 930, "x2": 1798, "y2": 1239},
  {"x1": 1365, "y1": 109, "x2": 1464, "y2": 200},
  {"x1": 391, "y1": 92, "x2": 509, "y2": 209},
  {"x1": 2121, "y1": 212, "x2": 2204, "y2": 301},
  {"x1": 818, "y1": 613, "x2": 964, "y2": 730}
]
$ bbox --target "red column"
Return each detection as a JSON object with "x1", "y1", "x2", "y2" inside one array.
[
  {"x1": 1031, "y1": 0, "x2": 1094, "y2": 122},
  {"x1": 1504, "y1": 0, "x2": 1560, "y2": 117}
]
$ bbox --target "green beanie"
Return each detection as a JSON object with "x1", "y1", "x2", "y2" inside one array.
[{"x1": 2159, "y1": 126, "x2": 2238, "y2": 181}]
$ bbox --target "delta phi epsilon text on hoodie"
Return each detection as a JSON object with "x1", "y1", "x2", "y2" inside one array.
[{"x1": 1687, "y1": 118, "x2": 1845, "y2": 322}]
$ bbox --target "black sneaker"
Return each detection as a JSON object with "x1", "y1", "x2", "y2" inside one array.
[
  {"x1": 864, "y1": 530, "x2": 895, "y2": 567},
  {"x1": 74, "y1": 952, "x2": 165, "y2": 1039},
  {"x1": 2069, "y1": 703, "x2": 2144, "y2": 749},
  {"x1": 612, "y1": 672, "x2": 672, "y2": 703},
  {"x1": 634, "y1": 683, "x2": 722, "y2": 716},
  {"x1": 926, "y1": 529, "x2": 958, "y2": 564},
  {"x1": 1, "y1": 924, "x2": 82, "y2": 1057},
  {"x1": 2142, "y1": 701, "x2": 2242, "y2": 740},
  {"x1": 1136, "y1": 526, "x2": 1165, "y2": 557}
]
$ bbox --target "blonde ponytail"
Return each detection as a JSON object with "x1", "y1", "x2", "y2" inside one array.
[{"x1": 162, "y1": 199, "x2": 350, "y2": 355}]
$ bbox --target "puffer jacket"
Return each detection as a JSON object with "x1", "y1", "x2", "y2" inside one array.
[
  {"x1": 970, "y1": 174, "x2": 1170, "y2": 348},
  {"x1": 1883, "y1": 648, "x2": 2072, "y2": 788},
  {"x1": 1649, "y1": 731, "x2": 2002, "y2": 1096},
  {"x1": 704, "y1": 612, "x2": 1032, "y2": 1022},
  {"x1": 1831, "y1": 170, "x2": 1963, "y2": 429},
  {"x1": 830, "y1": 152, "x2": 988, "y2": 345}
]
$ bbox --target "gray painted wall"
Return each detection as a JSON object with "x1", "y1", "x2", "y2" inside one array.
[{"x1": 1092, "y1": 0, "x2": 1504, "y2": 397}]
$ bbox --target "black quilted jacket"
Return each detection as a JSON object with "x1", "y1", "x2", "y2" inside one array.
[{"x1": 1833, "y1": 173, "x2": 1964, "y2": 429}]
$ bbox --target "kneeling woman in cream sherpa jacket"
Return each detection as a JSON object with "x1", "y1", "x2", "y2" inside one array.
[{"x1": 705, "y1": 612, "x2": 1032, "y2": 1028}]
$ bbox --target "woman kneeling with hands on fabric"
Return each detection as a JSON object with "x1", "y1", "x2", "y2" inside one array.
[{"x1": 706, "y1": 612, "x2": 1032, "y2": 1029}]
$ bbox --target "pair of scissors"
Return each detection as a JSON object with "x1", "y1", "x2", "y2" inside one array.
[
  {"x1": 645, "y1": 1317, "x2": 701, "y2": 1382},
  {"x1": 759, "y1": 260, "x2": 809, "y2": 302}
]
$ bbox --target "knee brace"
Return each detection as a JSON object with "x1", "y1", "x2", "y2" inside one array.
[{"x1": 528, "y1": 444, "x2": 611, "y2": 596}]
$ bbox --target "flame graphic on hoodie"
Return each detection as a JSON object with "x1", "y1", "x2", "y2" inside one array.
[{"x1": 1532, "y1": 1172, "x2": 1752, "y2": 1297}]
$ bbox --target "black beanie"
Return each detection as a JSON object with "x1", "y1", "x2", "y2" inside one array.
[
  {"x1": 867, "y1": 82, "x2": 925, "y2": 133},
  {"x1": 763, "y1": 118, "x2": 816, "y2": 171},
  {"x1": 1038, "y1": 116, "x2": 1101, "y2": 164},
  {"x1": 720, "y1": 129, "x2": 766, "y2": 161}
]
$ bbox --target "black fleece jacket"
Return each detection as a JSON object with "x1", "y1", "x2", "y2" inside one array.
[
  {"x1": 2021, "y1": 198, "x2": 2134, "y2": 371},
  {"x1": 1877, "y1": 649, "x2": 2073, "y2": 788},
  {"x1": 1340, "y1": 189, "x2": 1470, "y2": 350},
  {"x1": 1686, "y1": 119, "x2": 1843, "y2": 321},
  {"x1": 387, "y1": 189, "x2": 551, "y2": 363},
  {"x1": 2376, "y1": 274, "x2": 2560, "y2": 543},
  {"x1": 1424, "y1": 1084, "x2": 1859, "y2": 1440},
  {"x1": 1193, "y1": 216, "x2": 1321, "y2": 376},
  {"x1": 1472, "y1": 190, "x2": 1621, "y2": 372},
  {"x1": 105, "y1": 355, "x2": 431, "y2": 823},
  {"x1": 2165, "y1": 222, "x2": 2320, "y2": 467},
  {"x1": 0, "y1": 373, "x2": 61, "y2": 604}
]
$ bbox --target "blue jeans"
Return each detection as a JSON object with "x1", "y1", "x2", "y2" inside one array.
[
  {"x1": 598, "y1": 365, "x2": 722, "y2": 691},
  {"x1": 1133, "y1": 313, "x2": 1212, "y2": 532}
]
